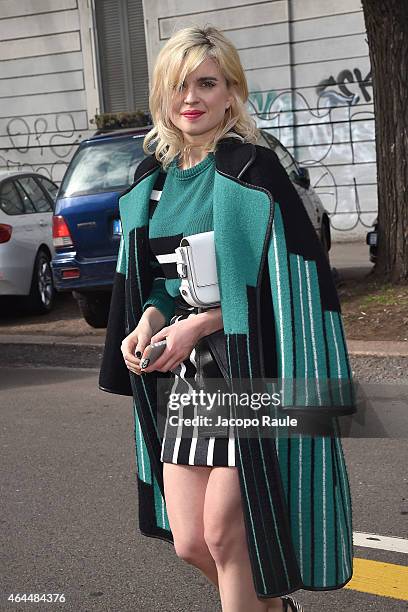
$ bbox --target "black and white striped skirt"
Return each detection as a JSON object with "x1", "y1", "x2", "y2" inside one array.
[{"x1": 160, "y1": 310, "x2": 237, "y2": 467}]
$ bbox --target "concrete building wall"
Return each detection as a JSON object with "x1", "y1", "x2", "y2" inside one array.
[
  {"x1": 0, "y1": 0, "x2": 99, "y2": 183},
  {"x1": 142, "y1": 0, "x2": 376, "y2": 241},
  {"x1": 0, "y1": 0, "x2": 377, "y2": 241}
]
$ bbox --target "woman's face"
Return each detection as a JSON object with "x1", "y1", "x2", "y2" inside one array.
[{"x1": 170, "y1": 57, "x2": 234, "y2": 144}]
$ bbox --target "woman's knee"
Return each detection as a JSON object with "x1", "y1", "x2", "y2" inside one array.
[
  {"x1": 174, "y1": 535, "x2": 209, "y2": 565},
  {"x1": 203, "y1": 519, "x2": 246, "y2": 565}
]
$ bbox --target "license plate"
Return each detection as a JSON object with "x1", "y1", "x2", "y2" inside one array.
[{"x1": 112, "y1": 218, "x2": 122, "y2": 236}]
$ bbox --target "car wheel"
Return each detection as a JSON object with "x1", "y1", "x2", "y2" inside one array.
[
  {"x1": 25, "y1": 249, "x2": 55, "y2": 314},
  {"x1": 73, "y1": 291, "x2": 111, "y2": 328}
]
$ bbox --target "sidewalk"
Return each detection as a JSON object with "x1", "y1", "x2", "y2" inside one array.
[
  {"x1": 1, "y1": 241, "x2": 407, "y2": 360},
  {"x1": 0, "y1": 332, "x2": 407, "y2": 358}
]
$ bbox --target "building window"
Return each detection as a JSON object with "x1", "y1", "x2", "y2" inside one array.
[{"x1": 94, "y1": 0, "x2": 149, "y2": 113}]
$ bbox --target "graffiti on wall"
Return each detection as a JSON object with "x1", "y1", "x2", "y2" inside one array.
[
  {"x1": 317, "y1": 68, "x2": 372, "y2": 104},
  {"x1": 249, "y1": 67, "x2": 375, "y2": 233},
  {"x1": 0, "y1": 112, "x2": 85, "y2": 183}
]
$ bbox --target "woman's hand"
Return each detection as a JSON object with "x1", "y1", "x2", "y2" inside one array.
[
  {"x1": 140, "y1": 314, "x2": 204, "y2": 373},
  {"x1": 121, "y1": 306, "x2": 168, "y2": 376},
  {"x1": 140, "y1": 307, "x2": 224, "y2": 374},
  {"x1": 121, "y1": 319, "x2": 155, "y2": 376}
]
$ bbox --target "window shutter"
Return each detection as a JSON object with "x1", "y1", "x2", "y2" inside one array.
[
  {"x1": 127, "y1": 0, "x2": 149, "y2": 111},
  {"x1": 95, "y1": 0, "x2": 149, "y2": 113}
]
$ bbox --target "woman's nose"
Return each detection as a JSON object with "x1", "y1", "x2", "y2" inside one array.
[{"x1": 183, "y1": 86, "x2": 199, "y2": 103}]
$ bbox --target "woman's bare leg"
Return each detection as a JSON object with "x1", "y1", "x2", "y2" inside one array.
[
  {"x1": 162, "y1": 462, "x2": 219, "y2": 588},
  {"x1": 203, "y1": 467, "x2": 283, "y2": 612}
]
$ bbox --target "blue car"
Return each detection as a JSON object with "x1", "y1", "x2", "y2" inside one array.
[
  {"x1": 51, "y1": 126, "x2": 150, "y2": 327},
  {"x1": 53, "y1": 126, "x2": 331, "y2": 328}
]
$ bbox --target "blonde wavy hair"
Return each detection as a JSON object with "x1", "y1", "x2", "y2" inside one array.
[{"x1": 143, "y1": 25, "x2": 259, "y2": 170}]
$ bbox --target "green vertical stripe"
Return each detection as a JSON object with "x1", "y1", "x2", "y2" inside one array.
[
  {"x1": 153, "y1": 476, "x2": 170, "y2": 531},
  {"x1": 334, "y1": 312, "x2": 353, "y2": 405},
  {"x1": 288, "y1": 436, "x2": 301, "y2": 569},
  {"x1": 334, "y1": 466, "x2": 351, "y2": 583},
  {"x1": 312, "y1": 436, "x2": 337, "y2": 587},
  {"x1": 289, "y1": 254, "x2": 309, "y2": 407},
  {"x1": 268, "y1": 202, "x2": 294, "y2": 387},
  {"x1": 116, "y1": 234, "x2": 126, "y2": 274},
  {"x1": 324, "y1": 440, "x2": 337, "y2": 586},
  {"x1": 334, "y1": 437, "x2": 354, "y2": 567},
  {"x1": 305, "y1": 260, "x2": 328, "y2": 377},
  {"x1": 331, "y1": 311, "x2": 353, "y2": 405},
  {"x1": 297, "y1": 257, "x2": 316, "y2": 406},
  {"x1": 338, "y1": 313, "x2": 352, "y2": 375},
  {"x1": 305, "y1": 260, "x2": 329, "y2": 407},
  {"x1": 289, "y1": 254, "x2": 306, "y2": 379},
  {"x1": 119, "y1": 170, "x2": 159, "y2": 263},
  {"x1": 257, "y1": 439, "x2": 291, "y2": 588},
  {"x1": 234, "y1": 426, "x2": 267, "y2": 593},
  {"x1": 313, "y1": 437, "x2": 325, "y2": 585},
  {"x1": 134, "y1": 402, "x2": 152, "y2": 484},
  {"x1": 299, "y1": 435, "x2": 312, "y2": 585},
  {"x1": 324, "y1": 311, "x2": 341, "y2": 403},
  {"x1": 332, "y1": 312, "x2": 348, "y2": 374}
]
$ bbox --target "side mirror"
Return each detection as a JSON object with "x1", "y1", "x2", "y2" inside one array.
[{"x1": 296, "y1": 167, "x2": 310, "y2": 189}]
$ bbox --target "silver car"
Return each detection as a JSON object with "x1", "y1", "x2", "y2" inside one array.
[{"x1": 0, "y1": 171, "x2": 58, "y2": 313}]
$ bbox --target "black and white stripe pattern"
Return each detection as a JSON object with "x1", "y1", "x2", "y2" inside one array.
[
  {"x1": 149, "y1": 234, "x2": 182, "y2": 279},
  {"x1": 150, "y1": 171, "x2": 236, "y2": 467},
  {"x1": 149, "y1": 170, "x2": 183, "y2": 279},
  {"x1": 160, "y1": 314, "x2": 236, "y2": 467},
  {"x1": 148, "y1": 170, "x2": 165, "y2": 219},
  {"x1": 281, "y1": 596, "x2": 304, "y2": 611}
]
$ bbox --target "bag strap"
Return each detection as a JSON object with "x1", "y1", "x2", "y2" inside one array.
[{"x1": 205, "y1": 330, "x2": 230, "y2": 388}]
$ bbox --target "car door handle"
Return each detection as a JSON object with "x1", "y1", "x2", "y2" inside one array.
[{"x1": 39, "y1": 220, "x2": 47, "y2": 227}]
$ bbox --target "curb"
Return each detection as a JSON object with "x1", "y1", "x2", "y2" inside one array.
[
  {"x1": 0, "y1": 335, "x2": 104, "y2": 369},
  {"x1": 346, "y1": 340, "x2": 408, "y2": 358},
  {"x1": 1, "y1": 335, "x2": 408, "y2": 359},
  {"x1": 0, "y1": 334, "x2": 105, "y2": 347}
]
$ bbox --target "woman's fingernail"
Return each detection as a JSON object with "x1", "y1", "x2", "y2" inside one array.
[
  {"x1": 135, "y1": 350, "x2": 142, "y2": 358},
  {"x1": 141, "y1": 358, "x2": 150, "y2": 369}
]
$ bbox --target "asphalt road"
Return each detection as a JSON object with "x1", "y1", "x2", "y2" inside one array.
[{"x1": 1, "y1": 360, "x2": 407, "y2": 612}]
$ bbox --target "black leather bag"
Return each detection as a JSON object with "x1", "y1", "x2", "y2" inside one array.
[{"x1": 168, "y1": 310, "x2": 231, "y2": 438}]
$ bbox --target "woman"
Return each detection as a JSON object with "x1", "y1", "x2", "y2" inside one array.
[{"x1": 99, "y1": 26, "x2": 355, "y2": 612}]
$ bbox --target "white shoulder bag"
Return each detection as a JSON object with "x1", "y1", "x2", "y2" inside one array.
[{"x1": 175, "y1": 231, "x2": 220, "y2": 308}]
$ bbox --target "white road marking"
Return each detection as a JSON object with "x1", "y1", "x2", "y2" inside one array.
[{"x1": 353, "y1": 531, "x2": 408, "y2": 554}]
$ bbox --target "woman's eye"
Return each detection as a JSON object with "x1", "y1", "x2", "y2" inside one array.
[{"x1": 173, "y1": 80, "x2": 215, "y2": 91}]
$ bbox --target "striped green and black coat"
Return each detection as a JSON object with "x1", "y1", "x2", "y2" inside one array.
[{"x1": 99, "y1": 137, "x2": 354, "y2": 599}]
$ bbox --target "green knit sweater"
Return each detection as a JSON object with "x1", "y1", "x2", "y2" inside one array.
[{"x1": 142, "y1": 153, "x2": 215, "y2": 324}]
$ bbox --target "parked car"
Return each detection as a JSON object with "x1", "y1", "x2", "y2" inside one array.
[
  {"x1": 258, "y1": 130, "x2": 331, "y2": 261},
  {"x1": 0, "y1": 171, "x2": 58, "y2": 313},
  {"x1": 52, "y1": 127, "x2": 331, "y2": 328},
  {"x1": 51, "y1": 126, "x2": 149, "y2": 327},
  {"x1": 366, "y1": 217, "x2": 378, "y2": 263}
]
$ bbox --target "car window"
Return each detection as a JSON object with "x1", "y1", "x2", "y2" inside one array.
[
  {"x1": 59, "y1": 136, "x2": 145, "y2": 197},
  {"x1": 16, "y1": 176, "x2": 53, "y2": 213},
  {"x1": 14, "y1": 181, "x2": 36, "y2": 213},
  {"x1": 0, "y1": 181, "x2": 24, "y2": 215},
  {"x1": 36, "y1": 176, "x2": 58, "y2": 203}
]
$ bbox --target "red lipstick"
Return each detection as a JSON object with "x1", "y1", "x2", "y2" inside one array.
[{"x1": 181, "y1": 111, "x2": 205, "y2": 120}]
